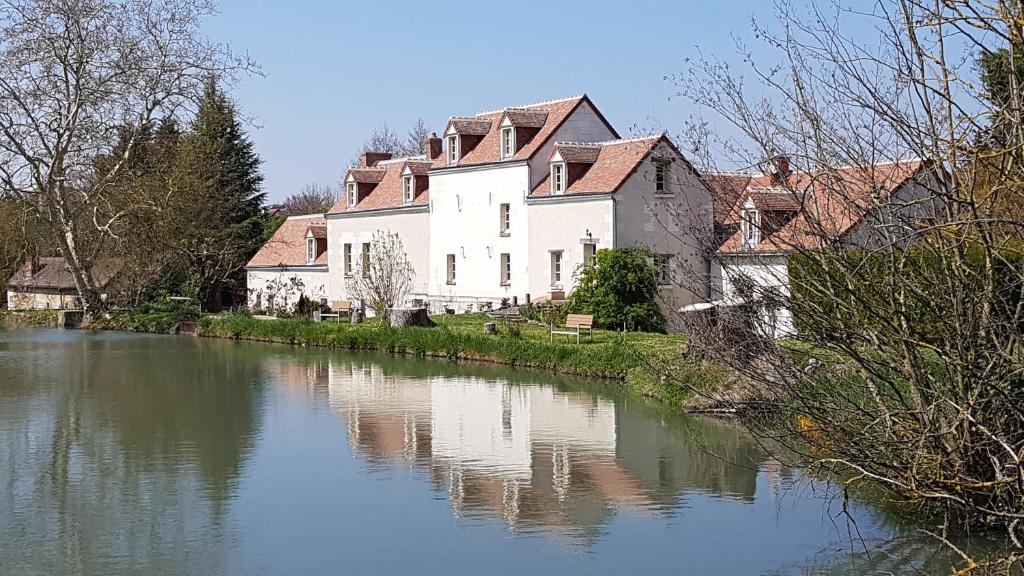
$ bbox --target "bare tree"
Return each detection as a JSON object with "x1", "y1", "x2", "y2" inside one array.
[
  {"x1": 281, "y1": 183, "x2": 336, "y2": 215},
  {"x1": 403, "y1": 118, "x2": 431, "y2": 157},
  {"x1": 349, "y1": 119, "x2": 433, "y2": 166},
  {"x1": 661, "y1": 0, "x2": 1024, "y2": 566},
  {"x1": 344, "y1": 231, "x2": 414, "y2": 315},
  {"x1": 0, "y1": 0, "x2": 255, "y2": 318}
]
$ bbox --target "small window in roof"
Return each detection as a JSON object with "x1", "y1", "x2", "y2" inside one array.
[
  {"x1": 347, "y1": 182, "x2": 357, "y2": 207},
  {"x1": 447, "y1": 135, "x2": 459, "y2": 164},
  {"x1": 551, "y1": 163, "x2": 566, "y2": 195},
  {"x1": 500, "y1": 127, "x2": 514, "y2": 160},
  {"x1": 402, "y1": 175, "x2": 414, "y2": 204}
]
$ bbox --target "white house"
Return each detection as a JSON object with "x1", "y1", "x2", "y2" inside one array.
[
  {"x1": 701, "y1": 158, "x2": 937, "y2": 337},
  {"x1": 318, "y1": 95, "x2": 711, "y2": 328},
  {"x1": 245, "y1": 213, "x2": 329, "y2": 314}
]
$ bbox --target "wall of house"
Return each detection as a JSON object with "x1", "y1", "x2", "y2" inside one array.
[
  {"x1": 842, "y1": 175, "x2": 943, "y2": 249},
  {"x1": 246, "y1": 268, "x2": 330, "y2": 314},
  {"x1": 712, "y1": 254, "x2": 794, "y2": 338},
  {"x1": 527, "y1": 100, "x2": 617, "y2": 191},
  {"x1": 326, "y1": 208, "x2": 430, "y2": 306},
  {"x1": 426, "y1": 163, "x2": 530, "y2": 311},
  {"x1": 525, "y1": 196, "x2": 614, "y2": 299},
  {"x1": 612, "y1": 140, "x2": 714, "y2": 329},
  {"x1": 5, "y1": 289, "x2": 77, "y2": 310}
]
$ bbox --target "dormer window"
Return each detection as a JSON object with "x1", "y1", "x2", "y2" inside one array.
[
  {"x1": 741, "y1": 199, "x2": 760, "y2": 249},
  {"x1": 402, "y1": 175, "x2": 414, "y2": 204},
  {"x1": 500, "y1": 127, "x2": 514, "y2": 160},
  {"x1": 551, "y1": 162, "x2": 566, "y2": 195},
  {"x1": 347, "y1": 181, "x2": 357, "y2": 208},
  {"x1": 447, "y1": 135, "x2": 459, "y2": 164},
  {"x1": 306, "y1": 237, "x2": 316, "y2": 264}
]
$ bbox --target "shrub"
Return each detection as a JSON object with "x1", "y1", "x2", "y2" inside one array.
[{"x1": 565, "y1": 247, "x2": 666, "y2": 333}]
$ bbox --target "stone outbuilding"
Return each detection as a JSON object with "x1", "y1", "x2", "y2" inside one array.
[{"x1": 5, "y1": 257, "x2": 124, "y2": 310}]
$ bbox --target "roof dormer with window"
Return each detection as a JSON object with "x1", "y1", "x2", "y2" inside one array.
[
  {"x1": 550, "y1": 161, "x2": 566, "y2": 195},
  {"x1": 741, "y1": 197, "x2": 760, "y2": 249},
  {"x1": 444, "y1": 117, "x2": 491, "y2": 166},
  {"x1": 497, "y1": 108, "x2": 548, "y2": 161}
]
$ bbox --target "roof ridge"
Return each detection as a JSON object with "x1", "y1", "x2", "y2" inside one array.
[
  {"x1": 376, "y1": 154, "x2": 427, "y2": 165},
  {"x1": 590, "y1": 133, "x2": 666, "y2": 146},
  {"x1": 474, "y1": 94, "x2": 585, "y2": 117},
  {"x1": 554, "y1": 141, "x2": 603, "y2": 148},
  {"x1": 285, "y1": 213, "x2": 326, "y2": 221}
]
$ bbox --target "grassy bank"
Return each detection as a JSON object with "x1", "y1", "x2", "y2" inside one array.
[
  {"x1": 99, "y1": 310, "x2": 734, "y2": 408},
  {"x1": 0, "y1": 309, "x2": 58, "y2": 328}
]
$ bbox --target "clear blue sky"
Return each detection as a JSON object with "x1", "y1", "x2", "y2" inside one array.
[{"x1": 202, "y1": 0, "x2": 783, "y2": 202}]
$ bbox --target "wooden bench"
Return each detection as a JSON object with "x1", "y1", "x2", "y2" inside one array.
[
  {"x1": 317, "y1": 300, "x2": 352, "y2": 322},
  {"x1": 550, "y1": 314, "x2": 594, "y2": 344}
]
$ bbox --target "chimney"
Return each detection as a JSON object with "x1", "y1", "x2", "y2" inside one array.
[
  {"x1": 425, "y1": 132, "x2": 442, "y2": 160},
  {"x1": 772, "y1": 154, "x2": 791, "y2": 183},
  {"x1": 361, "y1": 151, "x2": 392, "y2": 167}
]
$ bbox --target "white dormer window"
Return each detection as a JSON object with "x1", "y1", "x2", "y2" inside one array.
[
  {"x1": 551, "y1": 162, "x2": 566, "y2": 195},
  {"x1": 741, "y1": 198, "x2": 760, "y2": 249},
  {"x1": 402, "y1": 175, "x2": 414, "y2": 204},
  {"x1": 347, "y1": 182, "x2": 357, "y2": 208},
  {"x1": 500, "y1": 127, "x2": 514, "y2": 160},
  {"x1": 447, "y1": 135, "x2": 459, "y2": 164},
  {"x1": 306, "y1": 237, "x2": 316, "y2": 263}
]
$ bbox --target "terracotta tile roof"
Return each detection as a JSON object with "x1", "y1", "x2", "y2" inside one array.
[
  {"x1": 553, "y1": 142, "x2": 602, "y2": 164},
  {"x1": 448, "y1": 117, "x2": 492, "y2": 135},
  {"x1": 503, "y1": 108, "x2": 549, "y2": 128},
  {"x1": 247, "y1": 216, "x2": 328, "y2": 267},
  {"x1": 531, "y1": 135, "x2": 664, "y2": 197},
  {"x1": 435, "y1": 95, "x2": 617, "y2": 169},
  {"x1": 349, "y1": 168, "x2": 385, "y2": 184},
  {"x1": 329, "y1": 159, "x2": 432, "y2": 213},
  {"x1": 306, "y1": 225, "x2": 327, "y2": 239},
  {"x1": 6, "y1": 257, "x2": 123, "y2": 290},
  {"x1": 709, "y1": 160, "x2": 926, "y2": 253}
]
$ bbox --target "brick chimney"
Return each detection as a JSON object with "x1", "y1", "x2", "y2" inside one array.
[
  {"x1": 424, "y1": 132, "x2": 443, "y2": 160},
  {"x1": 361, "y1": 151, "x2": 392, "y2": 167}
]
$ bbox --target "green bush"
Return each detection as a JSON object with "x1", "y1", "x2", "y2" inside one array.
[{"x1": 565, "y1": 247, "x2": 666, "y2": 333}]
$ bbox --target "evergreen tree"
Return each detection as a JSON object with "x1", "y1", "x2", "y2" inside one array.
[{"x1": 174, "y1": 79, "x2": 266, "y2": 311}]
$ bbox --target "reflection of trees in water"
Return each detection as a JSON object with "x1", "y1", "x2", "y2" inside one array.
[
  {"x1": 0, "y1": 333, "x2": 266, "y2": 575},
  {"x1": 319, "y1": 355, "x2": 770, "y2": 540}
]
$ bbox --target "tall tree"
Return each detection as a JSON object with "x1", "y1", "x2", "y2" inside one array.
[
  {"x1": 172, "y1": 80, "x2": 265, "y2": 311},
  {"x1": 0, "y1": 0, "x2": 254, "y2": 318},
  {"x1": 280, "y1": 183, "x2": 336, "y2": 216}
]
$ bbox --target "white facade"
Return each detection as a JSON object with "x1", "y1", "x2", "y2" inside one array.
[
  {"x1": 247, "y1": 267, "x2": 330, "y2": 314},
  {"x1": 710, "y1": 254, "x2": 795, "y2": 338}
]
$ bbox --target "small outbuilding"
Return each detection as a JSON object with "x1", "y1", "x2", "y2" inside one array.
[{"x1": 5, "y1": 257, "x2": 124, "y2": 310}]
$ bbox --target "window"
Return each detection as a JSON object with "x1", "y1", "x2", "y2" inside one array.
[
  {"x1": 499, "y1": 253, "x2": 511, "y2": 285},
  {"x1": 654, "y1": 255, "x2": 671, "y2": 286},
  {"x1": 550, "y1": 251, "x2": 563, "y2": 285},
  {"x1": 361, "y1": 242, "x2": 371, "y2": 278},
  {"x1": 343, "y1": 243, "x2": 352, "y2": 276},
  {"x1": 447, "y1": 135, "x2": 459, "y2": 164},
  {"x1": 307, "y1": 237, "x2": 316, "y2": 263},
  {"x1": 500, "y1": 127, "x2": 514, "y2": 159},
  {"x1": 499, "y1": 203, "x2": 510, "y2": 235},
  {"x1": 654, "y1": 160, "x2": 670, "y2": 194},
  {"x1": 741, "y1": 200, "x2": 760, "y2": 249},
  {"x1": 347, "y1": 182, "x2": 357, "y2": 207},
  {"x1": 583, "y1": 243, "x2": 597, "y2": 268},
  {"x1": 402, "y1": 175, "x2": 414, "y2": 204},
  {"x1": 446, "y1": 254, "x2": 456, "y2": 284},
  {"x1": 551, "y1": 163, "x2": 565, "y2": 195}
]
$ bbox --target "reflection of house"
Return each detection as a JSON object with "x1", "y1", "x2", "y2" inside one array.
[
  {"x1": 245, "y1": 214, "x2": 329, "y2": 314},
  {"x1": 5, "y1": 257, "x2": 124, "y2": 310},
  {"x1": 699, "y1": 158, "x2": 937, "y2": 337},
  {"x1": 323, "y1": 359, "x2": 764, "y2": 538}
]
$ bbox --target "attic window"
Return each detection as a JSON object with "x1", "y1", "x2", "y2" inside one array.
[
  {"x1": 741, "y1": 200, "x2": 760, "y2": 249},
  {"x1": 347, "y1": 182, "x2": 357, "y2": 208},
  {"x1": 402, "y1": 175, "x2": 414, "y2": 204},
  {"x1": 307, "y1": 237, "x2": 316, "y2": 264},
  {"x1": 551, "y1": 162, "x2": 566, "y2": 195},
  {"x1": 654, "y1": 160, "x2": 670, "y2": 194},
  {"x1": 447, "y1": 135, "x2": 459, "y2": 164},
  {"x1": 500, "y1": 127, "x2": 514, "y2": 160}
]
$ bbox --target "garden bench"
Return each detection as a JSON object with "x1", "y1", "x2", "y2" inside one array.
[
  {"x1": 550, "y1": 314, "x2": 594, "y2": 344},
  {"x1": 318, "y1": 300, "x2": 352, "y2": 322}
]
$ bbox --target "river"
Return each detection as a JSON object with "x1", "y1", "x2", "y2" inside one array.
[{"x1": 0, "y1": 329, "x2": 979, "y2": 574}]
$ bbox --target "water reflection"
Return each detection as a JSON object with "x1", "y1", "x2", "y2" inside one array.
[{"x1": 321, "y1": 358, "x2": 773, "y2": 540}]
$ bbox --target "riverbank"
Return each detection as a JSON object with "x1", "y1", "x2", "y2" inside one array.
[
  {"x1": 0, "y1": 309, "x2": 59, "y2": 328},
  {"x1": 95, "y1": 310, "x2": 736, "y2": 409}
]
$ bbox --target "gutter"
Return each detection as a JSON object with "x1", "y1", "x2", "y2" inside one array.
[
  {"x1": 525, "y1": 191, "x2": 613, "y2": 205},
  {"x1": 324, "y1": 204, "x2": 428, "y2": 220},
  {"x1": 245, "y1": 265, "x2": 329, "y2": 272},
  {"x1": 428, "y1": 159, "x2": 528, "y2": 175}
]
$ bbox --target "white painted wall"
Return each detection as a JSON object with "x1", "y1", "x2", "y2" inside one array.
[
  {"x1": 712, "y1": 254, "x2": 795, "y2": 338},
  {"x1": 246, "y1": 267, "x2": 330, "y2": 314},
  {"x1": 525, "y1": 196, "x2": 614, "y2": 299},
  {"x1": 426, "y1": 163, "x2": 531, "y2": 311},
  {"x1": 326, "y1": 208, "x2": 430, "y2": 305}
]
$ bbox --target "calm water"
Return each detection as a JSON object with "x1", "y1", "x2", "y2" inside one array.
[{"x1": 0, "y1": 329, "x2": 975, "y2": 574}]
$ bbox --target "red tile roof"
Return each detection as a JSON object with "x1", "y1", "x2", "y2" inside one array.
[
  {"x1": 503, "y1": 108, "x2": 548, "y2": 128},
  {"x1": 709, "y1": 160, "x2": 926, "y2": 253},
  {"x1": 348, "y1": 168, "x2": 385, "y2": 184},
  {"x1": 553, "y1": 143, "x2": 602, "y2": 163},
  {"x1": 436, "y1": 95, "x2": 618, "y2": 169},
  {"x1": 531, "y1": 135, "x2": 664, "y2": 197},
  {"x1": 6, "y1": 257, "x2": 123, "y2": 290},
  {"x1": 247, "y1": 216, "x2": 328, "y2": 267},
  {"x1": 329, "y1": 158, "x2": 432, "y2": 213},
  {"x1": 306, "y1": 225, "x2": 327, "y2": 239}
]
